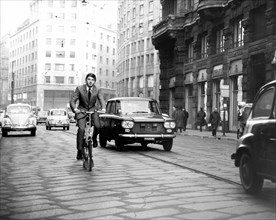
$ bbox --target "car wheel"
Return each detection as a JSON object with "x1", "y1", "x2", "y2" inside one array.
[
  {"x1": 239, "y1": 153, "x2": 264, "y2": 194},
  {"x1": 99, "y1": 134, "x2": 107, "y2": 147},
  {"x1": 63, "y1": 127, "x2": 65, "y2": 130},
  {"x1": 115, "y1": 137, "x2": 124, "y2": 150},
  {"x1": 162, "y1": 139, "x2": 173, "y2": 151},
  {"x1": 31, "y1": 130, "x2": 36, "y2": 136},
  {"x1": 67, "y1": 126, "x2": 70, "y2": 130},
  {"x1": 49, "y1": 126, "x2": 51, "y2": 130},
  {"x1": 2, "y1": 130, "x2": 7, "y2": 137}
]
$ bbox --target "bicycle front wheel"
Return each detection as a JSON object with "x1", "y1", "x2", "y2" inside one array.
[{"x1": 87, "y1": 141, "x2": 93, "y2": 171}]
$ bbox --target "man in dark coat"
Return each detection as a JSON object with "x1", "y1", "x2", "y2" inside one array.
[
  {"x1": 209, "y1": 108, "x2": 221, "y2": 137},
  {"x1": 196, "y1": 107, "x2": 206, "y2": 132},
  {"x1": 70, "y1": 73, "x2": 106, "y2": 160},
  {"x1": 182, "y1": 108, "x2": 189, "y2": 131},
  {"x1": 173, "y1": 106, "x2": 185, "y2": 133}
]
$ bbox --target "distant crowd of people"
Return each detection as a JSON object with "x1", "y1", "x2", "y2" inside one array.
[{"x1": 171, "y1": 105, "x2": 222, "y2": 137}]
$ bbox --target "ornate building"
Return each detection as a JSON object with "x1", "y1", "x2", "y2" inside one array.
[{"x1": 152, "y1": 0, "x2": 276, "y2": 131}]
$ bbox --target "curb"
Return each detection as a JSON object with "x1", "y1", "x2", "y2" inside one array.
[{"x1": 176, "y1": 132, "x2": 237, "y2": 142}]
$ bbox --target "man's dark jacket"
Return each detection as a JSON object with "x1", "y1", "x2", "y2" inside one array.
[{"x1": 70, "y1": 84, "x2": 105, "y2": 120}]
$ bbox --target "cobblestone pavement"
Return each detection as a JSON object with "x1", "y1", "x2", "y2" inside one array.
[{"x1": 0, "y1": 126, "x2": 275, "y2": 220}]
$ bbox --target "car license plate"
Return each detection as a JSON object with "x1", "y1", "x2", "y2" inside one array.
[{"x1": 145, "y1": 137, "x2": 155, "y2": 141}]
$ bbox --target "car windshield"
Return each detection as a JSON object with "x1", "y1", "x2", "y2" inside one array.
[
  {"x1": 38, "y1": 111, "x2": 48, "y2": 117},
  {"x1": 7, "y1": 106, "x2": 31, "y2": 114},
  {"x1": 51, "y1": 110, "x2": 66, "y2": 116},
  {"x1": 120, "y1": 100, "x2": 161, "y2": 115}
]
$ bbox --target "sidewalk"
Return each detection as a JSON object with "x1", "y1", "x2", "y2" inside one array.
[{"x1": 175, "y1": 128, "x2": 237, "y2": 141}]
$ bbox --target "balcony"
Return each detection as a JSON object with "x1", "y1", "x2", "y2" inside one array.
[
  {"x1": 197, "y1": 0, "x2": 226, "y2": 20},
  {"x1": 152, "y1": 15, "x2": 185, "y2": 48}
]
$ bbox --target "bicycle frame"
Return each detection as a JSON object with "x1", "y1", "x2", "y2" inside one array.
[{"x1": 83, "y1": 111, "x2": 94, "y2": 171}]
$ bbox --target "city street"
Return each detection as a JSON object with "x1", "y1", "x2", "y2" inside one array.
[{"x1": 0, "y1": 126, "x2": 275, "y2": 220}]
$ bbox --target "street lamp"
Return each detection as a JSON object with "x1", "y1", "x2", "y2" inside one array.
[
  {"x1": 11, "y1": 61, "x2": 15, "y2": 104},
  {"x1": 222, "y1": 103, "x2": 227, "y2": 136}
]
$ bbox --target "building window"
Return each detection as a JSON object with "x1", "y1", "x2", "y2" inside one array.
[
  {"x1": 252, "y1": 5, "x2": 266, "y2": 41},
  {"x1": 139, "y1": 4, "x2": 144, "y2": 15},
  {"x1": 149, "y1": 1, "x2": 153, "y2": 12},
  {"x1": 45, "y1": 63, "x2": 51, "y2": 70},
  {"x1": 45, "y1": 76, "x2": 50, "y2": 83},
  {"x1": 106, "y1": 70, "x2": 108, "y2": 76},
  {"x1": 68, "y1": 77, "x2": 74, "y2": 84},
  {"x1": 55, "y1": 76, "x2": 64, "y2": 84},
  {"x1": 56, "y1": 51, "x2": 65, "y2": 58},
  {"x1": 59, "y1": 0, "x2": 65, "y2": 8},
  {"x1": 216, "y1": 28, "x2": 225, "y2": 53},
  {"x1": 233, "y1": 18, "x2": 244, "y2": 48},
  {"x1": 71, "y1": 13, "x2": 77, "y2": 20},
  {"x1": 70, "y1": 26, "x2": 76, "y2": 33},
  {"x1": 58, "y1": 26, "x2": 64, "y2": 32},
  {"x1": 200, "y1": 34, "x2": 208, "y2": 59},
  {"x1": 70, "y1": 39, "x2": 76, "y2": 46},
  {"x1": 55, "y1": 64, "x2": 65, "y2": 71},
  {"x1": 46, "y1": 51, "x2": 51, "y2": 57},
  {"x1": 46, "y1": 25, "x2": 52, "y2": 32},
  {"x1": 70, "y1": 51, "x2": 75, "y2": 58},
  {"x1": 48, "y1": 0, "x2": 53, "y2": 7},
  {"x1": 46, "y1": 38, "x2": 51, "y2": 45},
  {"x1": 69, "y1": 64, "x2": 75, "y2": 71},
  {"x1": 187, "y1": 40, "x2": 193, "y2": 63},
  {"x1": 71, "y1": 0, "x2": 77, "y2": 7},
  {"x1": 92, "y1": 42, "x2": 96, "y2": 49}
]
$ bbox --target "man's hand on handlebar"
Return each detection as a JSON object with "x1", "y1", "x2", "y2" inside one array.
[{"x1": 74, "y1": 108, "x2": 81, "y2": 114}]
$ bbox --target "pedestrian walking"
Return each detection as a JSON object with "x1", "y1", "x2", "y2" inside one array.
[
  {"x1": 209, "y1": 108, "x2": 221, "y2": 137},
  {"x1": 182, "y1": 108, "x2": 189, "y2": 131},
  {"x1": 196, "y1": 107, "x2": 206, "y2": 132},
  {"x1": 173, "y1": 105, "x2": 186, "y2": 133}
]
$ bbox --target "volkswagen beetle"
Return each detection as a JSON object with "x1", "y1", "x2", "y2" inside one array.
[
  {"x1": 98, "y1": 97, "x2": 176, "y2": 151},
  {"x1": 1, "y1": 103, "x2": 37, "y2": 136}
]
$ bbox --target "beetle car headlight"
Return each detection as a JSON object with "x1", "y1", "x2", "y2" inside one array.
[
  {"x1": 28, "y1": 117, "x2": 37, "y2": 125},
  {"x1": 2, "y1": 118, "x2": 12, "y2": 127},
  {"x1": 122, "y1": 121, "x2": 134, "y2": 128},
  {"x1": 164, "y1": 121, "x2": 176, "y2": 129}
]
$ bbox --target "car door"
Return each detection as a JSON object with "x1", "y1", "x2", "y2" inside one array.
[{"x1": 252, "y1": 85, "x2": 276, "y2": 178}]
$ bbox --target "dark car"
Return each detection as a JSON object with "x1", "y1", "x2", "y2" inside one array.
[
  {"x1": 231, "y1": 80, "x2": 276, "y2": 194},
  {"x1": 98, "y1": 97, "x2": 176, "y2": 151},
  {"x1": 37, "y1": 110, "x2": 48, "y2": 124}
]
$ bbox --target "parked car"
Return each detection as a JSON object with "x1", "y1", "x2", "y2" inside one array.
[
  {"x1": 37, "y1": 110, "x2": 48, "y2": 124},
  {"x1": 46, "y1": 109, "x2": 70, "y2": 130},
  {"x1": 1, "y1": 103, "x2": 37, "y2": 136},
  {"x1": 0, "y1": 109, "x2": 5, "y2": 127},
  {"x1": 231, "y1": 80, "x2": 276, "y2": 194},
  {"x1": 98, "y1": 97, "x2": 176, "y2": 151}
]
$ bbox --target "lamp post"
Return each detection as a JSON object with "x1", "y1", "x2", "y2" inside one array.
[
  {"x1": 223, "y1": 103, "x2": 227, "y2": 136},
  {"x1": 11, "y1": 61, "x2": 15, "y2": 104}
]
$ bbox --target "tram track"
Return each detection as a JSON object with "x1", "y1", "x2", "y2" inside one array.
[{"x1": 64, "y1": 130, "x2": 241, "y2": 187}]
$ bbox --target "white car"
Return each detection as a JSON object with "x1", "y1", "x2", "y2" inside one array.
[
  {"x1": 1, "y1": 103, "x2": 37, "y2": 136},
  {"x1": 46, "y1": 109, "x2": 70, "y2": 130}
]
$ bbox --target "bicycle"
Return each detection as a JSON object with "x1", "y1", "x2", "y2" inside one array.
[{"x1": 82, "y1": 111, "x2": 95, "y2": 171}]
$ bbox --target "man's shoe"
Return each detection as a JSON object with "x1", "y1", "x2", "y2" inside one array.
[
  {"x1": 93, "y1": 141, "x2": 98, "y2": 148},
  {"x1": 76, "y1": 150, "x2": 83, "y2": 160}
]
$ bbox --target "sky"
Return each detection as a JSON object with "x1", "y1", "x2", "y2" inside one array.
[
  {"x1": 0, "y1": 0, "x2": 117, "y2": 38},
  {"x1": 0, "y1": 0, "x2": 31, "y2": 37}
]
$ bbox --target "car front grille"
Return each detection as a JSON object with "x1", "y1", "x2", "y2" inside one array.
[{"x1": 133, "y1": 122, "x2": 164, "y2": 133}]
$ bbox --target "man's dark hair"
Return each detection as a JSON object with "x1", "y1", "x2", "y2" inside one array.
[{"x1": 86, "y1": 73, "x2": 96, "y2": 81}]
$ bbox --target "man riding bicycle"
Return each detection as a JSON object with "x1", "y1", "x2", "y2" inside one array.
[{"x1": 70, "y1": 73, "x2": 106, "y2": 160}]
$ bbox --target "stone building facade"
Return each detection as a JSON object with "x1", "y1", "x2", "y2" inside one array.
[
  {"x1": 117, "y1": 0, "x2": 162, "y2": 99},
  {"x1": 152, "y1": 0, "x2": 276, "y2": 131}
]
